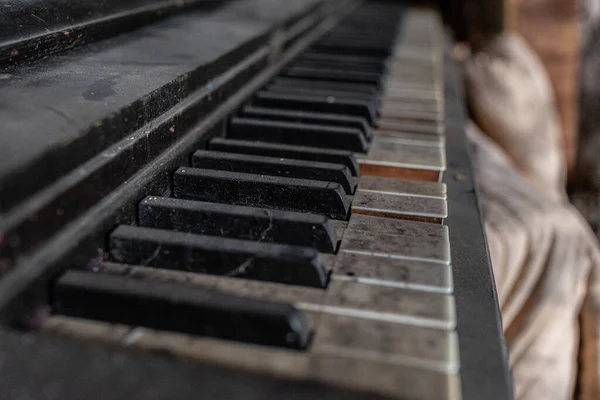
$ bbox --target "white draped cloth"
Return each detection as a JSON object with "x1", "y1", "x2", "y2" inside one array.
[{"x1": 464, "y1": 34, "x2": 600, "y2": 400}]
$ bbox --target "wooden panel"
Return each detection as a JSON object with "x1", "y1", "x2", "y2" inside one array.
[{"x1": 507, "y1": 0, "x2": 579, "y2": 173}]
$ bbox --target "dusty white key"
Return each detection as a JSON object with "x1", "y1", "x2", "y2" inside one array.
[
  {"x1": 376, "y1": 119, "x2": 445, "y2": 136},
  {"x1": 351, "y1": 190, "x2": 447, "y2": 223},
  {"x1": 372, "y1": 130, "x2": 445, "y2": 148},
  {"x1": 380, "y1": 98, "x2": 443, "y2": 115},
  {"x1": 358, "y1": 175, "x2": 447, "y2": 199},
  {"x1": 333, "y1": 251, "x2": 453, "y2": 293},
  {"x1": 310, "y1": 353, "x2": 462, "y2": 400},
  {"x1": 357, "y1": 137, "x2": 446, "y2": 181},
  {"x1": 377, "y1": 110, "x2": 443, "y2": 125},
  {"x1": 313, "y1": 280, "x2": 456, "y2": 330},
  {"x1": 341, "y1": 214, "x2": 451, "y2": 264},
  {"x1": 312, "y1": 313, "x2": 459, "y2": 370},
  {"x1": 379, "y1": 100, "x2": 443, "y2": 116}
]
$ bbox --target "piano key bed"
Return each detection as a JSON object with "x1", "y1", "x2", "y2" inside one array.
[{"x1": 0, "y1": 1, "x2": 512, "y2": 400}]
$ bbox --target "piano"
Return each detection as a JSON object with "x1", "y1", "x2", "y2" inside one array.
[{"x1": 0, "y1": 1, "x2": 513, "y2": 399}]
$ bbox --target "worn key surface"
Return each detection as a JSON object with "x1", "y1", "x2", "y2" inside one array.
[
  {"x1": 351, "y1": 190, "x2": 447, "y2": 223},
  {"x1": 357, "y1": 137, "x2": 446, "y2": 181},
  {"x1": 320, "y1": 280, "x2": 456, "y2": 330},
  {"x1": 109, "y1": 225, "x2": 329, "y2": 288},
  {"x1": 228, "y1": 117, "x2": 368, "y2": 153},
  {"x1": 53, "y1": 270, "x2": 312, "y2": 349},
  {"x1": 191, "y1": 150, "x2": 356, "y2": 195},
  {"x1": 357, "y1": 175, "x2": 446, "y2": 199},
  {"x1": 270, "y1": 77, "x2": 378, "y2": 95},
  {"x1": 333, "y1": 251, "x2": 453, "y2": 293},
  {"x1": 240, "y1": 106, "x2": 371, "y2": 140},
  {"x1": 252, "y1": 92, "x2": 377, "y2": 125},
  {"x1": 341, "y1": 214, "x2": 451, "y2": 264},
  {"x1": 138, "y1": 196, "x2": 338, "y2": 253},
  {"x1": 208, "y1": 138, "x2": 360, "y2": 176},
  {"x1": 173, "y1": 167, "x2": 350, "y2": 220}
]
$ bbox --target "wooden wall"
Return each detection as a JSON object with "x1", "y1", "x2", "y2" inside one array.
[
  {"x1": 444, "y1": 0, "x2": 579, "y2": 173},
  {"x1": 506, "y1": 0, "x2": 579, "y2": 173}
]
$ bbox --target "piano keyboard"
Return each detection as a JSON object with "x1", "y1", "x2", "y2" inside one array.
[
  {"x1": 0, "y1": 1, "x2": 512, "y2": 399},
  {"x1": 35, "y1": 5, "x2": 461, "y2": 400}
]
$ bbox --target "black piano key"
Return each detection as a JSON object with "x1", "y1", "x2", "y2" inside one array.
[
  {"x1": 139, "y1": 196, "x2": 338, "y2": 253},
  {"x1": 310, "y1": 43, "x2": 391, "y2": 58},
  {"x1": 270, "y1": 77, "x2": 378, "y2": 95},
  {"x1": 228, "y1": 117, "x2": 368, "y2": 153},
  {"x1": 240, "y1": 106, "x2": 371, "y2": 141},
  {"x1": 264, "y1": 85, "x2": 376, "y2": 103},
  {"x1": 109, "y1": 225, "x2": 329, "y2": 288},
  {"x1": 208, "y1": 138, "x2": 359, "y2": 176},
  {"x1": 298, "y1": 52, "x2": 384, "y2": 67},
  {"x1": 318, "y1": 37, "x2": 395, "y2": 47},
  {"x1": 253, "y1": 91, "x2": 377, "y2": 125},
  {"x1": 53, "y1": 270, "x2": 311, "y2": 349},
  {"x1": 173, "y1": 167, "x2": 350, "y2": 220},
  {"x1": 282, "y1": 66, "x2": 383, "y2": 86},
  {"x1": 290, "y1": 59, "x2": 383, "y2": 74},
  {"x1": 191, "y1": 150, "x2": 356, "y2": 195}
]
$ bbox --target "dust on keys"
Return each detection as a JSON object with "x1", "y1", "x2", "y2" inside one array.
[{"x1": 43, "y1": 5, "x2": 461, "y2": 400}]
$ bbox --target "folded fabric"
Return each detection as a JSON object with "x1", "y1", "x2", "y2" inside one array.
[
  {"x1": 465, "y1": 33, "x2": 566, "y2": 201},
  {"x1": 468, "y1": 122, "x2": 600, "y2": 400}
]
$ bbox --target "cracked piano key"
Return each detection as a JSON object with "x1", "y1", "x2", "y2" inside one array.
[
  {"x1": 341, "y1": 214, "x2": 451, "y2": 264},
  {"x1": 251, "y1": 91, "x2": 377, "y2": 124},
  {"x1": 351, "y1": 190, "x2": 448, "y2": 223},
  {"x1": 96, "y1": 263, "x2": 328, "y2": 329},
  {"x1": 173, "y1": 168, "x2": 350, "y2": 220},
  {"x1": 357, "y1": 137, "x2": 446, "y2": 181},
  {"x1": 98, "y1": 263, "x2": 328, "y2": 315},
  {"x1": 371, "y1": 130, "x2": 444, "y2": 148},
  {"x1": 101, "y1": 264, "x2": 455, "y2": 333},
  {"x1": 191, "y1": 150, "x2": 356, "y2": 195},
  {"x1": 332, "y1": 251, "x2": 453, "y2": 293},
  {"x1": 108, "y1": 225, "x2": 329, "y2": 288},
  {"x1": 52, "y1": 270, "x2": 312, "y2": 349},
  {"x1": 240, "y1": 106, "x2": 371, "y2": 140},
  {"x1": 208, "y1": 138, "x2": 359, "y2": 176},
  {"x1": 138, "y1": 196, "x2": 338, "y2": 253}
]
